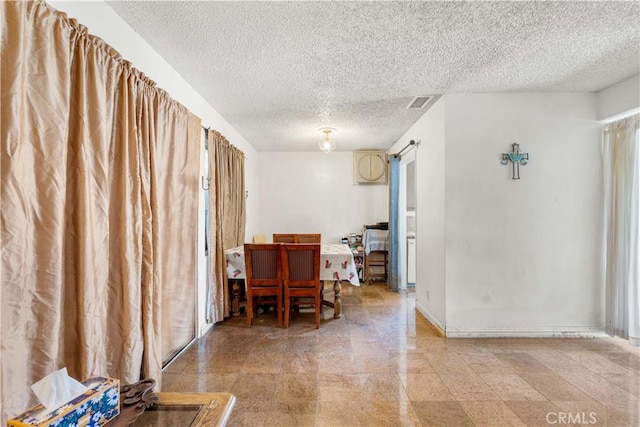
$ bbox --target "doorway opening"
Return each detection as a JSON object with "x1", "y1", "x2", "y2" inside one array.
[{"x1": 398, "y1": 151, "x2": 417, "y2": 289}]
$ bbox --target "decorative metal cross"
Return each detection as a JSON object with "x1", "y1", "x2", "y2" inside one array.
[{"x1": 501, "y1": 143, "x2": 529, "y2": 180}]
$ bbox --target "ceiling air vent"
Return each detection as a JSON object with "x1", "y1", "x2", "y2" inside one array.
[{"x1": 406, "y1": 96, "x2": 432, "y2": 110}]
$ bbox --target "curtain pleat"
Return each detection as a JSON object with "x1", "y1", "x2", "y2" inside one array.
[
  {"x1": 603, "y1": 114, "x2": 640, "y2": 347},
  {"x1": 1, "y1": 1, "x2": 76, "y2": 417},
  {"x1": 62, "y1": 17, "x2": 139, "y2": 384},
  {"x1": 1, "y1": 1, "x2": 201, "y2": 422},
  {"x1": 150, "y1": 91, "x2": 200, "y2": 363},
  {"x1": 208, "y1": 131, "x2": 245, "y2": 321}
]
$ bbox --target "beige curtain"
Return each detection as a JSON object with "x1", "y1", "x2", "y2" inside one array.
[
  {"x1": 208, "y1": 131, "x2": 246, "y2": 321},
  {"x1": 0, "y1": 1, "x2": 200, "y2": 422}
]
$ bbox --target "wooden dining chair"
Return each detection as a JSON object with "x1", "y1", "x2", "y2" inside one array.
[
  {"x1": 273, "y1": 233, "x2": 296, "y2": 243},
  {"x1": 244, "y1": 243, "x2": 283, "y2": 328},
  {"x1": 280, "y1": 243, "x2": 321, "y2": 329},
  {"x1": 294, "y1": 234, "x2": 321, "y2": 243}
]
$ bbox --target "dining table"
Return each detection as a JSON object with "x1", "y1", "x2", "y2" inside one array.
[{"x1": 224, "y1": 243, "x2": 360, "y2": 319}]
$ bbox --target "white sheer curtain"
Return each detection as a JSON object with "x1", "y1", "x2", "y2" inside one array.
[{"x1": 603, "y1": 114, "x2": 639, "y2": 347}]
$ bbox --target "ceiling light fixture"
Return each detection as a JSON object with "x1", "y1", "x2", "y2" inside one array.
[{"x1": 319, "y1": 127, "x2": 336, "y2": 153}]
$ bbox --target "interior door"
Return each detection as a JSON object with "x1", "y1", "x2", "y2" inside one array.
[{"x1": 399, "y1": 151, "x2": 417, "y2": 289}]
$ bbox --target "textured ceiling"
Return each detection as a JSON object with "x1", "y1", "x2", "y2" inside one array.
[{"x1": 106, "y1": 1, "x2": 640, "y2": 152}]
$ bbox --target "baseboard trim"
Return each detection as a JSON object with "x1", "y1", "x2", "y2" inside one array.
[
  {"x1": 445, "y1": 327, "x2": 607, "y2": 338},
  {"x1": 413, "y1": 301, "x2": 607, "y2": 338},
  {"x1": 415, "y1": 301, "x2": 446, "y2": 337}
]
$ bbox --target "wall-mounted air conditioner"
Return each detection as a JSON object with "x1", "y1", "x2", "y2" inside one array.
[{"x1": 353, "y1": 151, "x2": 388, "y2": 184}]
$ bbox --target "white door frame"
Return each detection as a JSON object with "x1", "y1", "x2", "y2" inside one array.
[{"x1": 398, "y1": 150, "x2": 416, "y2": 290}]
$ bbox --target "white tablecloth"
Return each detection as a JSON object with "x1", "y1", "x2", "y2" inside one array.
[{"x1": 225, "y1": 243, "x2": 360, "y2": 286}]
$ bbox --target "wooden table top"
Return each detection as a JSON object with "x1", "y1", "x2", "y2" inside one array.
[
  {"x1": 154, "y1": 392, "x2": 236, "y2": 427},
  {"x1": 111, "y1": 392, "x2": 236, "y2": 427}
]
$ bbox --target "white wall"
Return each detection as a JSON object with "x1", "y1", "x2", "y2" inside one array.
[
  {"x1": 48, "y1": 0, "x2": 259, "y2": 336},
  {"x1": 389, "y1": 98, "x2": 447, "y2": 330},
  {"x1": 444, "y1": 93, "x2": 604, "y2": 336},
  {"x1": 391, "y1": 93, "x2": 605, "y2": 337},
  {"x1": 595, "y1": 73, "x2": 640, "y2": 121},
  {"x1": 257, "y1": 152, "x2": 387, "y2": 244}
]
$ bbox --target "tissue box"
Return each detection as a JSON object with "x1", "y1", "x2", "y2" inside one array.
[{"x1": 8, "y1": 377, "x2": 120, "y2": 427}]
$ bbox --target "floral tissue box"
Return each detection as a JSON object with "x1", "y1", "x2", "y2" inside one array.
[{"x1": 8, "y1": 377, "x2": 120, "y2": 427}]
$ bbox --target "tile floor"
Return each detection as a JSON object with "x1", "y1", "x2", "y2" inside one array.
[{"x1": 162, "y1": 283, "x2": 640, "y2": 426}]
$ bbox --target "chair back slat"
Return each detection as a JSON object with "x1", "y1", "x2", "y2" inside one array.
[
  {"x1": 287, "y1": 249, "x2": 316, "y2": 281},
  {"x1": 250, "y1": 249, "x2": 278, "y2": 280},
  {"x1": 295, "y1": 234, "x2": 321, "y2": 243},
  {"x1": 273, "y1": 233, "x2": 321, "y2": 243},
  {"x1": 273, "y1": 233, "x2": 296, "y2": 243}
]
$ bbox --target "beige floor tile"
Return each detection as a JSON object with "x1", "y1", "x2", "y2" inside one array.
[
  {"x1": 412, "y1": 401, "x2": 474, "y2": 426},
  {"x1": 414, "y1": 337, "x2": 449, "y2": 352},
  {"x1": 566, "y1": 350, "x2": 635, "y2": 376},
  {"x1": 161, "y1": 355, "x2": 192, "y2": 373},
  {"x1": 161, "y1": 372, "x2": 238, "y2": 393},
  {"x1": 280, "y1": 351, "x2": 319, "y2": 374},
  {"x1": 317, "y1": 335, "x2": 353, "y2": 355},
  {"x1": 365, "y1": 401, "x2": 422, "y2": 426},
  {"x1": 348, "y1": 322, "x2": 383, "y2": 337},
  {"x1": 601, "y1": 399, "x2": 640, "y2": 426},
  {"x1": 250, "y1": 336, "x2": 289, "y2": 354},
  {"x1": 266, "y1": 401, "x2": 317, "y2": 427},
  {"x1": 285, "y1": 335, "x2": 320, "y2": 352},
  {"x1": 603, "y1": 372, "x2": 640, "y2": 397},
  {"x1": 445, "y1": 340, "x2": 492, "y2": 355},
  {"x1": 317, "y1": 351, "x2": 358, "y2": 374},
  {"x1": 425, "y1": 351, "x2": 476, "y2": 374},
  {"x1": 390, "y1": 353, "x2": 436, "y2": 374},
  {"x1": 229, "y1": 373, "x2": 280, "y2": 401},
  {"x1": 359, "y1": 373, "x2": 410, "y2": 401},
  {"x1": 527, "y1": 349, "x2": 594, "y2": 376},
  {"x1": 226, "y1": 403, "x2": 272, "y2": 427},
  {"x1": 480, "y1": 373, "x2": 547, "y2": 401},
  {"x1": 597, "y1": 337, "x2": 640, "y2": 354},
  {"x1": 316, "y1": 400, "x2": 369, "y2": 426},
  {"x1": 492, "y1": 352, "x2": 556, "y2": 374},
  {"x1": 399, "y1": 373, "x2": 455, "y2": 401},
  {"x1": 350, "y1": 339, "x2": 385, "y2": 355},
  {"x1": 599, "y1": 351, "x2": 640, "y2": 372},
  {"x1": 439, "y1": 372, "x2": 500, "y2": 401},
  {"x1": 459, "y1": 352, "x2": 514, "y2": 374},
  {"x1": 459, "y1": 401, "x2": 526, "y2": 426},
  {"x1": 318, "y1": 373, "x2": 363, "y2": 401},
  {"x1": 355, "y1": 352, "x2": 399, "y2": 373},
  {"x1": 211, "y1": 335, "x2": 256, "y2": 353},
  {"x1": 275, "y1": 374, "x2": 319, "y2": 401},
  {"x1": 197, "y1": 352, "x2": 248, "y2": 373},
  {"x1": 240, "y1": 352, "x2": 283, "y2": 374},
  {"x1": 561, "y1": 371, "x2": 636, "y2": 407},
  {"x1": 226, "y1": 400, "x2": 317, "y2": 427},
  {"x1": 519, "y1": 372, "x2": 593, "y2": 401},
  {"x1": 553, "y1": 400, "x2": 633, "y2": 426},
  {"x1": 505, "y1": 401, "x2": 564, "y2": 426},
  {"x1": 574, "y1": 338, "x2": 631, "y2": 353},
  {"x1": 166, "y1": 283, "x2": 640, "y2": 427}
]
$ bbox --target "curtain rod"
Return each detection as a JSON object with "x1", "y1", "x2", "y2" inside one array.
[
  {"x1": 201, "y1": 126, "x2": 248, "y2": 159},
  {"x1": 393, "y1": 139, "x2": 419, "y2": 159}
]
